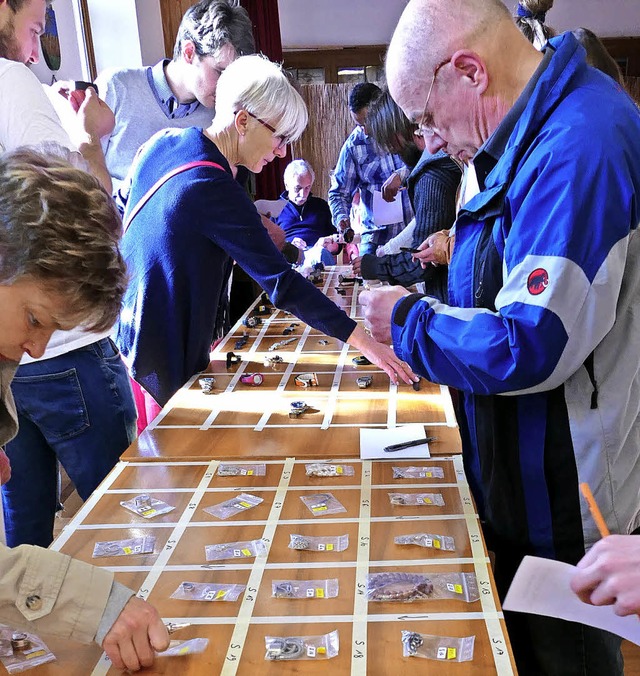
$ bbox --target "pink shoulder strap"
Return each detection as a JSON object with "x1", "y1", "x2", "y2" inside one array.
[{"x1": 123, "y1": 160, "x2": 225, "y2": 232}]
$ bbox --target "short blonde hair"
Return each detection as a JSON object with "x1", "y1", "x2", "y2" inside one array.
[
  {"x1": 213, "y1": 54, "x2": 308, "y2": 143},
  {"x1": 0, "y1": 148, "x2": 127, "y2": 332}
]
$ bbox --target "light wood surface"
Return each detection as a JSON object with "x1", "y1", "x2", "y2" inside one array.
[
  {"x1": 42, "y1": 457, "x2": 516, "y2": 675},
  {"x1": 39, "y1": 269, "x2": 516, "y2": 674}
]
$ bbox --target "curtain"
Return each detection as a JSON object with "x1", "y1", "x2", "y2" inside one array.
[{"x1": 240, "y1": 0, "x2": 291, "y2": 199}]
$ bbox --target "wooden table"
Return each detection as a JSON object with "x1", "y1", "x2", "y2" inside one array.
[{"x1": 39, "y1": 268, "x2": 516, "y2": 675}]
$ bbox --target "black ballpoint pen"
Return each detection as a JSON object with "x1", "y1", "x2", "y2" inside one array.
[{"x1": 383, "y1": 436, "x2": 437, "y2": 453}]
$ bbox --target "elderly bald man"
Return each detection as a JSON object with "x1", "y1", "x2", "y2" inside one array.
[{"x1": 360, "y1": 1, "x2": 640, "y2": 674}]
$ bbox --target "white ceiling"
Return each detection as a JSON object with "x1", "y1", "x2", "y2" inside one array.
[{"x1": 278, "y1": 0, "x2": 640, "y2": 49}]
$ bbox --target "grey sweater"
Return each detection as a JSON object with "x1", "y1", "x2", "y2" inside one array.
[{"x1": 96, "y1": 62, "x2": 215, "y2": 194}]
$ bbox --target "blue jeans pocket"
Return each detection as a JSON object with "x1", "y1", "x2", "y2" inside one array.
[{"x1": 11, "y1": 368, "x2": 89, "y2": 441}]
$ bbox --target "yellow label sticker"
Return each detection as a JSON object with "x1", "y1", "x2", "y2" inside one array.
[
  {"x1": 433, "y1": 540, "x2": 441, "y2": 549},
  {"x1": 316, "y1": 588, "x2": 324, "y2": 598},
  {"x1": 141, "y1": 508, "x2": 156, "y2": 516},
  {"x1": 337, "y1": 466, "x2": 343, "y2": 474},
  {"x1": 215, "y1": 589, "x2": 227, "y2": 599},
  {"x1": 454, "y1": 584, "x2": 463, "y2": 594},
  {"x1": 238, "y1": 501, "x2": 251, "y2": 508},
  {"x1": 326, "y1": 543, "x2": 334, "y2": 551},
  {"x1": 26, "y1": 651, "x2": 46, "y2": 660},
  {"x1": 447, "y1": 647, "x2": 457, "y2": 660},
  {"x1": 317, "y1": 647, "x2": 326, "y2": 654},
  {"x1": 423, "y1": 497, "x2": 432, "y2": 504},
  {"x1": 123, "y1": 547, "x2": 132, "y2": 554},
  {"x1": 425, "y1": 471, "x2": 433, "y2": 477},
  {"x1": 313, "y1": 505, "x2": 327, "y2": 511},
  {"x1": 178, "y1": 647, "x2": 190, "y2": 655},
  {"x1": 241, "y1": 548, "x2": 251, "y2": 556},
  {"x1": 247, "y1": 470, "x2": 254, "y2": 475}
]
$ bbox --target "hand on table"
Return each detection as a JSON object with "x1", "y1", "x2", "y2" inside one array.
[
  {"x1": 359, "y1": 286, "x2": 411, "y2": 344},
  {"x1": 381, "y1": 172, "x2": 403, "y2": 202},
  {"x1": 347, "y1": 324, "x2": 417, "y2": 386},
  {"x1": 570, "y1": 534, "x2": 640, "y2": 617},
  {"x1": 102, "y1": 596, "x2": 169, "y2": 671},
  {"x1": 0, "y1": 448, "x2": 11, "y2": 485}
]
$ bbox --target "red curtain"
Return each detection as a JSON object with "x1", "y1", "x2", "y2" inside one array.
[{"x1": 240, "y1": 0, "x2": 291, "y2": 199}]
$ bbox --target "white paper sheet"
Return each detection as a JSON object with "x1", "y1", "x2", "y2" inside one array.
[
  {"x1": 503, "y1": 555, "x2": 640, "y2": 646},
  {"x1": 372, "y1": 189, "x2": 404, "y2": 226},
  {"x1": 359, "y1": 425, "x2": 430, "y2": 460}
]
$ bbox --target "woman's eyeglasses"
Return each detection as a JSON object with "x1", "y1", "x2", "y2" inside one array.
[{"x1": 243, "y1": 110, "x2": 288, "y2": 150}]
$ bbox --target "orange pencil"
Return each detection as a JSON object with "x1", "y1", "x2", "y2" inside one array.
[{"x1": 580, "y1": 482, "x2": 610, "y2": 538}]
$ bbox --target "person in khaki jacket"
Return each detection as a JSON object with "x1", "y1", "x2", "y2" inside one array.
[{"x1": 0, "y1": 148, "x2": 169, "y2": 671}]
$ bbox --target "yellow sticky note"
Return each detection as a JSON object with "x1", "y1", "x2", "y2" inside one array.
[
  {"x1": 316, "y1": 588, "x2": 324, "y2": 598},
  {"x1": 433, "y1": 540, "x2": 441, "y2": 549},
  {"x1": 326, "y1": 543, "x2": 334, "y2": 551},
  {"x1": 123, "y1": 547, "x2": 132, "y2": 555},
  {"x1": 447, "y1": 647, "x2": 457, "y2": 660},
  {"x1": 247, "y1": 470, "x2": 254, "y2": 475},
  {"x1": 336, "y1": 466, "x2": 343, "y2": 474},
  {"x1": 425, "y1": 471, "x2": 433, "y2": 477},
  {"x1": 215, "y1": 589, "x2": 227, "y2": 600},
  {"x1": 238, "y1": 501, "x2": 251, "y2": 508},
  {"x1": 317, "y1": 647, "x2": 326, "y2": 654},
  {"x1": 241, "y1": 549, "x2": 251, "y2": 556},
  {"x1": 454, "y1": 584, "x2": 463, "y2": 594}
]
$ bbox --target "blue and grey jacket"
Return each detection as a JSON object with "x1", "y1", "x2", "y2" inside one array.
[{"x1": 391, "y1": 33, "x2": 640, "y2": 567}]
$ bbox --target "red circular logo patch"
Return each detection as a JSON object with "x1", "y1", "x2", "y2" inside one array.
[{"x1": 527, "y1": 268, "x2": 549, "y2": 295}]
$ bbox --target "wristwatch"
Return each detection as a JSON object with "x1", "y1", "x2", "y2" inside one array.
[{"x1": 240, "y1": 372, "x2": 264, "y2": 386}]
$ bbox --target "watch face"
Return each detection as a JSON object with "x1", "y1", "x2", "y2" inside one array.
[{"x1": 252, "y1": 373, "x2": 264, "y2": 385}]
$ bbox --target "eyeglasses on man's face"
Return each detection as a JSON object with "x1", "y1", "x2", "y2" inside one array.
[
  {"x1": 243, "y1": 110, "x2": 289, "y2": 150},
  {"x1": 414, "y1": 57, "x2": 450, "y2": 138}
]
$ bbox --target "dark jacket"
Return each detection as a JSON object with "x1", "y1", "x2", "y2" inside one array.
[{"x1": 275, "y1": 192, "x2": 336, "y2": 248}]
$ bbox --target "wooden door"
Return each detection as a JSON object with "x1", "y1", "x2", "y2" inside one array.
[{"x1": 159, "y1": 0, "x2": 198, "y2": 58}]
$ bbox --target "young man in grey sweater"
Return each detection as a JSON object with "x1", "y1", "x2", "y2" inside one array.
[{"x1": 95, "y1": 0, "x2": 255, "y2": 194}]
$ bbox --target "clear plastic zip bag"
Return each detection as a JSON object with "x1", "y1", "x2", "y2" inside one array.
[
  {"x1": 305, "y1": 463, "x2": 355, "y2": 477},
  {"x1": 392, "y1": 466, "x2": 445, "y2": 479},
  {"x1": 394, "y1": 533, "x2": 455, "y2": 551},
  {"x1": 203, "y1": 493, "x2": 263, "y2": 520},
  {"x1": 0, "y1": 626, "x2": 56, "y2": 673},
  {"x1": 170, "y1": 582, "x2": 245, "y2": 602},
  {"x1": 265, "y1": 630, "x2": 339, "y2": 661},
  {"x1": 93, "y1": 535, "x2": 156, "y2": 558},
  {"x1": 401, "y1": 631, "x2": 475, "y2": 661},
  {"x1": 205, "y1": 539, "x2": 267, "y2": 561},
  {"x1": 388, "y1": 492, "x2": 445, "y2": 506},
  {"x1": 120, "y1": 494, "x2": 175, "y2": 519},
  {"x1": 299, "y1": 492, "x2": 346, "y2": 516},
  {"x1": 217, "y1": 463, "x2": 266, "y2": 477},
  {"x1": 157, "y1": 638, "x2": 209, "y2": 657},
  {"x1": 288, "y1": 533, "x2": 349, "y2": 552},
  {"x1": 272, "y1": 578, "x2": 339, "y2": 599},
  {"x1": 366, "y1": 571, "x2": 479, "y2": 603}
]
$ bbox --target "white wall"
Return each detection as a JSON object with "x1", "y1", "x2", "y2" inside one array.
[
  {"x1": 31, "y1": 0, "x2": 86, "y2": 83},
  {"x1": 278, "y1": 0, "x2": 640, "y2": 48}
]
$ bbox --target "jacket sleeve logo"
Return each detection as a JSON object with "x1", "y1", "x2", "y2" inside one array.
[{"x1": 527, "y1": 268, "x2": 549, "y2": 295}]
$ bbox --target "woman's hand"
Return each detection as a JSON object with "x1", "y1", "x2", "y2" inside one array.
[
  {"x1": 0, "y1": 449, "x2": 11, "y2": 485},
  {"x1": 347, "y1": 325, "x2": 417, "y2": 385}
]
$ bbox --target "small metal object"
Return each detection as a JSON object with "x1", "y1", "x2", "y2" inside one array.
[
  {"x1": 226, "y1": 351, "x2": 241, "y2": 368},
  {"x1": 368, "y1": 572, "x2": 434, "y2": 602},
  {"x1": 289, "y1": 400, "x2": 309, "y2": 418},
  {"x1": 290, "y1": 536, "x2": 310, "y2": 550},
  {"x1": 336, "y1": 287, "x2": 346, "y2": 295},
  {"x1": 352, "y1": 355, "x2": 372, "y2": 366},
  {"x1": 269, "y1": 336, "x2": 297, "y2": 352},
  {"x1": 390, "y1": 494, "x2": 407, "y2": 505},
  {"x1": 198, "y1": 376, "x2": 216, "y2": 394},
  {"x1": 181, "y1": 582, "x2": 195, "y2": 592},
  {"x1": 310, "y1": 493, "x2": 332, "y2": 509},
  {"x1": 412, "y1": 378, "x2": 421, "y2": 392},
  {"x1": 217, "y1": 465, "x2": 242, "y2": 476},
  {"x1": 403, "y1": 631, "x2": 424, "y2": 656},
  {"x1": 104, "y1": 542, "x2": 122, "y2": 554},
  {"x1": 234, "y1": 333, "x2": 249, "y2": 349},
  {"x1": 264, "y1": 354, "x2": 283, "y2": 367},
  {"x1": 294, "y1": 372, "x2": 318, "y2": 388},
  {"x1": 356, "y1": 375, "x2": 373, "y2": 389},
  {"x1": 134, "y1": 494, "x2": 152, "y2": 509},
  {"x1": 338, "y1": 273, "x2": 360, "y2": 284},
  {"x1": 240, "y1": 372, "x2": 264, "y2": 386},
  {"x1": 266, "y1": 637, "x2": 305, "y2": 661},
  {"x1": 255, "y1": 304, "x2": 272, "y2": 315},
  {"x1": 243, "y1": 316, "x2": 261, "y2": 328},
  {"x1": 273, "y1": 582, "x2": 295, "y2": 598},
  {"x1": 318, "y1": 339, "x2": 329, "y2": 345},
  {"x1": 11, "y1": 632, "x2": 31, "y2": 652},
  {"x1": 165, "y1": 622, "x2": 191, "y2": 635},
  {"x1": 25, "y1": 594, "x2": 42, "y2": 611}
]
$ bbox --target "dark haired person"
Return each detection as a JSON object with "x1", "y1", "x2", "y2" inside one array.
[
  {"x1": 96, "y1": 0, "x2": 255, "y2": 193},
  {"x1": 328, "y1": 82, "x2": 413, "y2": 255}
]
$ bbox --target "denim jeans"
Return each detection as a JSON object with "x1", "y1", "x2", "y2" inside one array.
[{"x1": 2, "y1": 338, "x2": 137, "y2": 547}]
